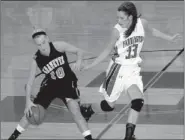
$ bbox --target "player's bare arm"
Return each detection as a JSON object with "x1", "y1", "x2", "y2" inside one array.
[
  {"x1": 141, "y1": 18, "x2": 182, "y2": 43},
  {"x1": 83, "y1": 28, "x2": 119, "y2": 70},
  {"x1": 53, "y1": 41, "x2": 85, "y2": 70},
  {"x1": 25, "y1": 59, "x2": 37, "y2": 116}
]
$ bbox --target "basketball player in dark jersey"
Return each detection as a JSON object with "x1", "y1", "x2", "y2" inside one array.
[{"x1": 8, "y1": 29, "x2": 94, "y2": 140}]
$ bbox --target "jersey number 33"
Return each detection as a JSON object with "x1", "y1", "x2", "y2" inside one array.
[{"x1": 125, "y1": 44, "x2": 138, "y2": 59}]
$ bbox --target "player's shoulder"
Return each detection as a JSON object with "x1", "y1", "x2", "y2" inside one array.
[
  {"x1": 114, "y1": 23, "x2": 120, "y2": 29},
  {"x1": 33, "y1": 50, "x2": 39, "y2": 60},
  {"x1": 140, "y1": 18, "x2": 146, "y2": 24},
  {"x1": 114, "y1": 23, "x2": 123, "y2": 33},
  {"x1": 140, "y1": 18, "x2": 148, "y2": 29},
  {"x1": 52, "y1": 41, "x2": 66, "y2": 52},
  {"x1": 111, "y1": 24, "x2": 120, "y2": 38}
]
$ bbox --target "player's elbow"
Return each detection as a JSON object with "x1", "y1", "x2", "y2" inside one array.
[
  {"x1": 25, "y1": 77, "x2": 34, "y2": 91},
  {"x1": 77, "y1": 49, "x2": 84, "y2": 58},
  {"x1": 25, "y1": 83, "x2": 32, "y2": 91},
  {"x1": 103, "y1": 47, "x2": 112, "y2": 57}
]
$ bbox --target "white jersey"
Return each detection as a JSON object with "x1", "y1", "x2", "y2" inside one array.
[{"x1": 112, "y1": 18, "x2": 145, "y2": 66}]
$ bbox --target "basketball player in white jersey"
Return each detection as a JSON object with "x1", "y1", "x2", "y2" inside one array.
[{"x1": 80, "y1": 2, "x2": 181, "y2": 140}]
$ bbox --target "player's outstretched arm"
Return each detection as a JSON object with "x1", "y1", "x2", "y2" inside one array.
[
  {"x1": 141, "y1": 18, "x2": 182, "y2": 43},
  {"x1": 83, "y1": 28, "x2": 119, "y2": 70}
]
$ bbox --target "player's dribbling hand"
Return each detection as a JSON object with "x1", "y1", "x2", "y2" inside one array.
[{"x1": 24, "y1": 99, "x2": 37, "y2": 117}]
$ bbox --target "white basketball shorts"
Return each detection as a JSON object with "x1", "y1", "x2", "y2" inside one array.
[{"x1": 99, "y1": 60, "x2": 143, "y2": 103}]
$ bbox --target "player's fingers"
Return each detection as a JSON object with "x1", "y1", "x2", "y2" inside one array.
[
  {"x1": 24, "y1": 107, "x2": 28, "y2": 114},
  {"x1": 80, "y1": 64, "x2": 84, "y2": 70},
  {"x1": 25, "y1": 111, "x2": 28, "y2": 117},
  {"x1": 25, "y1": 109, "x2": 31, "y2": 118},
  {"x1": 32, "y1": 103, "x2": 37, "y2": 107},
  {"x1": 173, "y1": 34, "x2": 182, "y2": 40},
  {"x1": 173, "y1": 37, "x2": 183, "y2": 43},
  {"x1": 79, "y1": 65, "x2": 83, "y2": 71},
  {"x1": 80, "y1": 67, "x2": 85, "y2": 71},
  {"x1": 24, "y1": 109, "x2": 27, "y2": 114},
  {"x1": 72, "y1": 64, "x2": 76, "y2": 70},
  {"x1": 30, "y1": 95, "x2": 35, "y2": 101},
  {"x1": 25, "y1": 111, "x2": 29, "y2": 118},
  {"x1": 28, "y1": 108, "x2": 33, "y2": 116},
  {"x1": 83, "y1": 67, "x2": 88, "y2": 71},
  {"x1": 174, "y1": 33, "x2": 180, "y2": 37},
  {"x1": 77, "y1": 65, "x2": 81, "y2": 71},
  {"x1": 76, "y1": 65, "x2": 80, "y2": 71},
  {"x1": 175, "y1": 34, "x2": 182, "y2": 39}
]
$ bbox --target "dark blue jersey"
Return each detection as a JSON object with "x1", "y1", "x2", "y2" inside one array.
[{"x1": 34, "y1": 42, "x2": 77, "y2": 83}]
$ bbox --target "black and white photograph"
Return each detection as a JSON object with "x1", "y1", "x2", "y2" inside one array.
[{"x1": 1, "y1": 1, "x2": 184, "y2": 140}]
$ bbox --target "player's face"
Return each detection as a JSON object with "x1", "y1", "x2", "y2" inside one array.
[
  {"x1": 117, "y1": 11, "x2": 132, "y2": 28},
  {"x1": 34, "y1": 35, "x2": 49, "y2": 50}
]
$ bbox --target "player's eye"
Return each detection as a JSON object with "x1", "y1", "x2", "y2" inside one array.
[
  {"x1": 37, "y1": 43, "x2": 41, "y2": 46},
  {"x1": 122, "y1": 17, "x2": 127, "y2": 21}
]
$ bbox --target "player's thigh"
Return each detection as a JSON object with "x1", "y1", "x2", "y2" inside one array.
[
  {"x1": 101, "y1": 63, "x2": 123, "y2": 100},
  {"x1": 127, "y1": 84, "x2": 143, "y2": 100},
  {"x1": 33, "y1": 85, "x2": 56, "y2": 109},
  {"x1": 66, "y1": 98, "x2": 81, "y2": 116},
  {"x1": 59, "y1": 80, "x2": 80, "y2": 106},
  {"x1": 126, "y1": 76, "x2": 144, "y2": 100},
  {"x1": 107, "y1": 100, "x2": 116, "y2": 108},
  {"x1": 105, "y1": 60, "x2": 114, "y2": 75},
  {"x1": 65, "y1": 84, "x2": 81, "y2": 116}
]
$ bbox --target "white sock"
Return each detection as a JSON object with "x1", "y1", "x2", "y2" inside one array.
[
  {"x1": 82, "y1": 130, "x2": 91, "y2": 137},
  {"x1": 16, "y1": 124, "x2": 25, "y2": 133}
]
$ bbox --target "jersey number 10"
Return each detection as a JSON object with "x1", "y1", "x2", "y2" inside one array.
[
  {"x1": 50, "y1": 67, "x2": 65, "y2": 80},
  {"x1": 125, "y1": 44, "x2": 138, "y2": 59}
]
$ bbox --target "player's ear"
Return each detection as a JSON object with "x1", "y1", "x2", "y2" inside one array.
[
  {"x1": 45, "y1": 35, "x2": 49, "y2": 41},
  {"x1": 32, "y1": 38, "x2": 36, "y2": 44}
]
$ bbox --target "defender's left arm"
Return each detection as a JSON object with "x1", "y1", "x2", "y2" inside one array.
[{"x1": 141, "y1": 18, "x2": 182, "y2": 43}]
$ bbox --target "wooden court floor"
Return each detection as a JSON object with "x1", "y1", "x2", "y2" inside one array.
[{"x1": 1, "y1": 65, "x2": 184, "y2": 139}]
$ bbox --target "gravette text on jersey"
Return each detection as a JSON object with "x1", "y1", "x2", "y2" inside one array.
[
  {"x1": 122, "y1": 36, "x2": 144, "y2": 48},
  {"x1": 42, "y1": 56, "x2": 65, "y2": 74}
]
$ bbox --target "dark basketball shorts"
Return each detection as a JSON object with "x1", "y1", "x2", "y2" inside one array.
[{"x1": 33, "y1": 80, "x2": 80, "y2": 109}]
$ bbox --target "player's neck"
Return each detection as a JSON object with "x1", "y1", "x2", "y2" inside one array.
[{"x1": 39, "y1": 45, "x2": 51, "y2": 57}]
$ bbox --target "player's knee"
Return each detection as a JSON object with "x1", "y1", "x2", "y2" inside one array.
[
  {"x1": 131, "y1": 98, "x2": 144, "y2": 112},
  {"x1": 100, "y1": 100, "x2": 114, "y2": 112},
  {"x1": 66, "y1": 98, "x2": 72, "y2": 102}
]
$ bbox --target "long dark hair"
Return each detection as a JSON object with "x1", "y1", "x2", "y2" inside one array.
[{"x1": 118, "y1": 2, "x2": 141, "y2": 38}]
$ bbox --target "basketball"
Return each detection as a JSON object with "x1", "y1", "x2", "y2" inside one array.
[{"x1": 26, "y1": 104, "x2": 46, "y2": 125}]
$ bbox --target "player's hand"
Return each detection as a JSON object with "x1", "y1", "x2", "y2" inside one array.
[
  {"x1": 24, "y1": 99, "x2": 37, "y2": 117},
  {"x1": 170, "y1": 33, "x2": 183, "y2": 43},
  {"x1": 72, "y1": 60, "x2": 82, "y2": 71},
  {"x1": 81, "y1": 64, "x2": 91, "y2": 71}
]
